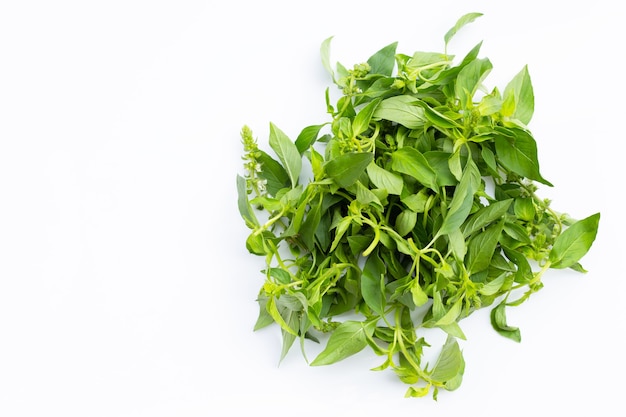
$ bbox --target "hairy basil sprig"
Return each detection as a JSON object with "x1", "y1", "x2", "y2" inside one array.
[{"x1": 237, "y1": 13, "x2": 600, "y2": 399}]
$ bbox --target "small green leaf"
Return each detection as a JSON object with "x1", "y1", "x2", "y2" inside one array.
[
  {"x1": 269, "y1": 122, "x2": 302, "y2": 188},
  {"x1": 549, "y1": 213, "x2": 600, "y2": 269},
  {"x1": 461, "y1": 199, "x2": 513, "y2": 237},
  {"x1": 256, "y1": 150, "x2": 290, "y2": 196},
  {"x1": 396, "y1": 209, "x2": 417, "y2": 237},
  {"x1": 390, "y1": 147, "x2": 438, "y2": 191},
  {"x1": 320, "y1": 36, "x2": 335, "y2": 81},
  {"x1": 444, "y1": 12, "x2": 483, "y2": 49},
  {"x1": 324, "y1": 152, "x2": 374, "y2": 188},
  {"x1": 295, "y1": 124, "x2": 326, "y2": 155},
  {"x1": 466, "y1": 220, "x2": 504, "y2": 273},
  {"x1": 236, "y1": 175, "x2": 259, "y2": 228},
  {"x1": 367, "y1": 162, "x2": 404, "y2": 195},
  {"x1": 361, "y1": 252, "x2": 386, "y2": 316},
  {"x1": 373, "y1": 95, "x2": 427, "y2": 129},
  {"x1": 490, "y1": 300, "x2": 521, "y2": 342},
  {"x1": 352, "y1": 99, "x2": 381, "y2": 137},
  {"x1": 437, "y1": 159, "x2": 481, "y2": 237},
  {"x1": 455, "y1": 57, "x2": 492, "y2": 109},
  {"x1": 311, "y1": 320, "x2": 376, "y2": 366},
  {"x1": 502, "y1": 65, "x2": 534, "y2": 125}
]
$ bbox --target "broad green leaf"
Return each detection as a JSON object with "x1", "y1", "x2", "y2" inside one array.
[
  {"x1": 311, "y1": 320, "x2": 376, "y2": 366},
  {"x1": 455, "y1": 58, "x2": 492, "y2": 109},
  {"x1": 490, "y1": 300, "x2": 521, "y2": 342},
  {"x1": 390, "y1": 147, "x2": 438, "y2": 191},
  {"x1": 361, "y1": 252, "x2": 386, "y2": 316},
  {"x1": 444, "y1": 12, "x2": 483, "y2": 49},
  {"x1": 324, "y1": 152, "x2": 374, "y2": 188},
  {"x1": 367, "y1": 42, "x2": 398, "y2": 76},
  {"x1": 465, "y1": 221, "x2": 504, "y2": 273},
  {"x1": 494, "y1": 127, "x2": 553, "y2": 186},
  {"x1": 367, "y1": 162, "x2": 404, "y2": 195},
  {"x1": 424, "y1": 151, "x2": 459, "y2": 186},
  {"x1": 437, "y1": 159, "x2": 481, "y2": 237},
  {"x1": 269, "y1": 122, "x2": 302, "y2": 188},
  {"x1": 256, "y1": 150, "x2": 290, "y2": 196},
  {"x1": 236, "y1": 175, "x2": 259, "y2": 228},
  {"x1": 461, "y1": 199, "x2": 513, "y2": 237},
  {"x1": 373, "y1": 95, "x2": 427, "y2": 129},
  {"x1": 549, "y1": 213, "x2": 600, "y2": 269},
  {"x1": 430, "y1": 336, "x2": 465, "y2": 386},
  {"x1": 295, "y1": 124, "x2": 326, "y2": 155},
  {"x1": 502, "y1": 65, "x2": 534, "y2": 125}
]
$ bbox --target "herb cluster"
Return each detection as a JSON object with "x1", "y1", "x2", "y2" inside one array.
[{"x1": 237, "y1": 13, "x2": 600, "y2": 398}]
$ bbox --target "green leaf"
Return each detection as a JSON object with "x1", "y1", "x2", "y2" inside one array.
[
  {"x1": 311, "y1": 320, "x2": 376, "y2": 366},
  {"x1": 269, "y1": 122, "x2": 302, "y2": 188},
  {"x1": 352, "y1": 99, "x2": 381, "y2": 137},
  {"x1": 429, "y1": 336, "x2": 465, "y2": 386},
  {"x1": 367, "y1": 162, "x2": 404, "y2": 195},
  {"x1": 373, "y1": 95, "x2": 427, "y2": 129},
  {"x1": 367, "y1": 42, "x2": 398, "y2": 76},
  {"x1": 455, "y1": 57, "x2": 493, "y2": 109},
  {"x1": 324, "y1": 152, "x2": 374, "y2": 188},
  {"x1": 236, "y1": 175, "x2": 259, "y2": 228},
  {"x1": 361, "y1": 252, "x2": 386, "y2": 316},
  {"x1": 494, "y1": 127, "x2": 553, "y2": 186},
  {"x1": 295, "y1": 124, "x2": 326, "y2": 155},
  {"x1": 490, "y1": 300, "x2": 521, "y2": 342},
  {"x1": 465, "y1": 220, "x2": 504, "y2": 273},
  {"x1": 390, "y1": 147, "x2": 439, "y2": 191},
  {"x1": 395, "y1": 209, "x2": 417, "y2": 237},
  {"x1": 514, "y1": 197, "x2": 535, "y2": 221},
  {"x1": 502, "y1": 65, "x2": 534, "y2": 125},
  {"x1": 355, "y1": 181, "x2": 383, "y2": 210},
  {"x1": 461, "y1": 199, "x2": 513, "y2": 237},
  {"x1": 256, "y1": 150, "x2": 290, "y2": 196},
  {"x1": 444, "y1": 12, "x2": 483, "y2": 49},
  {"x1": 549, "y1": 213, "x2": 600, "y2": 269},
  {"x1": 320, "y1": 36, "x2": 335, "y2": 81},
  {"x1": 437, "y1": 159, "x2": 481, "y2": 237}
]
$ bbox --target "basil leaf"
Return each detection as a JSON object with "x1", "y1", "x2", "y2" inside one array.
[
  {"x1": 324, "y1": 152, "x2": 374, "y2": 188},
  {"x1": 366, "y1": 162, "x2": 404, "y2": 195},
  {"x1": 390, "y1": 147, "x2": 438, "y2": 191},
  {"x1": 311, "y1": 320, "x2": 376, "y2": 366},
  {"x1": 361, "y1": 251, "x2": 386, "y2": 316},
  {"x1": 549, "y1": 213, "x2": 600, "y2": 269},
  {"x1": 269, "y1": 122, "x2": 302, "y2": 188},
  {"x1": 373, "y1": 95, "x2": 427, "y2": 129},
  {"x1": 494, "y1": 127, "x2": 553, "y2": 186}
]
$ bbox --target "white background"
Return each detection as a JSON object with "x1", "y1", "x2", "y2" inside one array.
[{"x1": 1, "y1": 1, "x2": 624, "y2": 416}]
